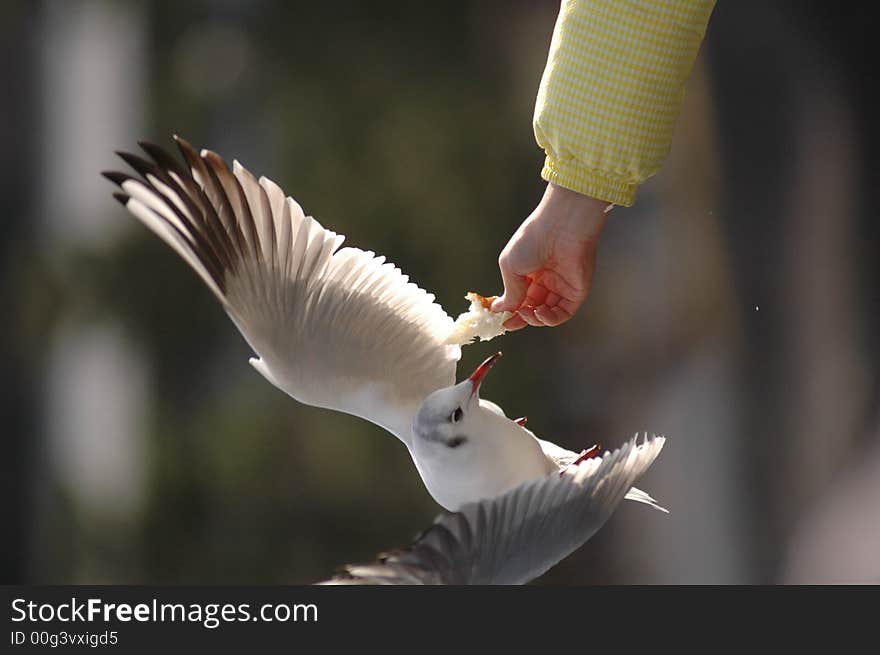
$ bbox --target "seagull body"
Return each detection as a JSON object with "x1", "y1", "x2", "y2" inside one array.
[
  {"x1": 411, "y1": 354, "x2": 663, "y2": 511},
  {"x1": 415, "y1": 407, "x2": 555, "y2": 511},
  {"x1": 104, "y1": 137, "x2": 665, "y2": 526}
]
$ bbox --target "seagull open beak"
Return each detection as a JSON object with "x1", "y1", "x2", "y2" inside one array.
[{"x1": 468, "y1": 351, "x2": 502, "y2": 395}]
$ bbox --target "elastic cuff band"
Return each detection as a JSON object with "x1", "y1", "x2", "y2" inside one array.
[{"x1": 540, "y1": 156, "x2": 637, "y2": 207}]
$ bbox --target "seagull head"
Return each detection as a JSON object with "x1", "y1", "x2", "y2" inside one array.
[{"x1": 412, "y1": 352, "x2": 502, "y2": 450}]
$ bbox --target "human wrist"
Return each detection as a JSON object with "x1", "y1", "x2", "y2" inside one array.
[{"x1": 538, "y1": 183, "x2": 610, "y2": 236}]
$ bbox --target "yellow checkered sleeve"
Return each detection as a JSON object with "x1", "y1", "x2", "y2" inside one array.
[{"x1": 534, "y1": 0, "x2": 716, "y2": 206}]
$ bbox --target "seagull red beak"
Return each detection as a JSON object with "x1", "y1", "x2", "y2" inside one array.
[{"x1": 468, "y1": 352, "x2": 502, "y2": 394}]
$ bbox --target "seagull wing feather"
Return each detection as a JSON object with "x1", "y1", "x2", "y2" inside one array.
[
  {"x1": 322, "y1": 434, "x2": 666, "y2": 584},
  {"x1": 104, "y1": 137, "x2": 460, "y2": 443}
]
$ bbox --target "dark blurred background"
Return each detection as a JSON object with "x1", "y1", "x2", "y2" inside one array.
[{"x1": 2, "y1": 0, "x2": 878, "y2": 584}]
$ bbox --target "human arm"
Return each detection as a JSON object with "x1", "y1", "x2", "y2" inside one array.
[{"x1": 494, "y1": 0, "x2": 716, "y2": 326}]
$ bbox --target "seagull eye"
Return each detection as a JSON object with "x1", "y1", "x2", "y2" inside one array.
[{"x1": 451, "y1": 407, "x2": 463, "y2": 423}]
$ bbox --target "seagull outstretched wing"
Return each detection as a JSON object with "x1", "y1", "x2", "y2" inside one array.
[
  {"x1": 104, "y1": 137, "x2": 460, "y2": 442},
  {"x1": 321, "y1": 434, "x2": 666, "y2": 584}
]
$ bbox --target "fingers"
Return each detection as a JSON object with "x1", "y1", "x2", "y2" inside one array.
[
  {"x1": 523, "y1": 284, "x2": 550, "y2": 307},
  {"x1": 534, "y1": 304, "x2": 571, "y2": 327},
  {"x1": 524, "y1": 286, "x2": 563, "y2": 310},
  {"x1": 491, "y1": 275, "x2": 527, "y2": 313},
  {"x1": 514, "y1": 304, "x2": 572, "y2": 328},
  {"x1": 502, "y1": 313, "x2": 527, "y2": 331},
  {"x1": 512, "y1": 279, "x2": 576, "y2": 328},
  {"x1": 517, "y1": 306, "x2": 544, "y2": 327},
  {"x1": 492, "y1": 251, "x2": 530, "y2": 312}
]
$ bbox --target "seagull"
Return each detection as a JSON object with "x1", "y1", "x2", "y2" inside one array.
[
  {"x1": 322, "y1": 434, "x2": 666, "y2": 584},
  {"x1": 102, "y1": 136, "x2": 666, "y2": 520}
]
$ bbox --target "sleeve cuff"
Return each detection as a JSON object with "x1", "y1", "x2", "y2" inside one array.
[{"x1": 541, "y1": 156, "x2": 637, "y2": 207}]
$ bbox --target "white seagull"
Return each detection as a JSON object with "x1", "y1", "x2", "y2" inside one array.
[{"x1": 103, "y1": 136, "x2": 665, "y2": 534}]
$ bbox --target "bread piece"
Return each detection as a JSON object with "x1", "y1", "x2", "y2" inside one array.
[{"x1": 445, "y1": 292, "x2": 513, "y2": 345}]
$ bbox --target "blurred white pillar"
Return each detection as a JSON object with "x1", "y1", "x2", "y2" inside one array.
[
  {"x1": 38, "y1": 0, "x2": 149, "y2": 578},
  {"x1": 41, "y1": 0, "x2": 147, "y2": 246},
  {"x1": 779, "y1": 74, "x2": 873, "y2": 583},
  {"x1": 630, "y1": 346, "x2": 750, "y2": 583},
  {"x1": 609, "y1": 60, "x2": 752, "y2": 583},
  {"x1": 783, "y1": 418, "x2": 880, "y2": 584},
  {"x1": 778, "y1": 77, "x2": 867, "y2": 523},
  {"x1": 45, "y1": 324, "x2": 150, "y2": 516}
]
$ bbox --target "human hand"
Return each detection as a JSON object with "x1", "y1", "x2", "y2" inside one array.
[{"x1": 491, "y1": 183, "x2": 611, "y2": 329}]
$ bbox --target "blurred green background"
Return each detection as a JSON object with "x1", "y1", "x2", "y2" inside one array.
[{"x1": 2, "y1": 0, "x2": 878, "y2": 584}]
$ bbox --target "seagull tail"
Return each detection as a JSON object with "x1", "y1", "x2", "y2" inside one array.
[{"x1": 624, "y1": 486, "x2": 669, "y2": 513}]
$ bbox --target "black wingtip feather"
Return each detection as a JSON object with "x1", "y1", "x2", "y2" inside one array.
[
  {"x1": 112, "y1": 192, "x2": 129, "y2": 206},
  {"x1": 137, "y1": 140, "x2": 189, "y2": 179},
  {"x1": 174, "y1": 134, "x2": 196, "y2": 156},
  {"x1": 117, "y1": 150, "x2": 160, "y2": 178},
  {"x1": 102, "y1": 170, "x2": 130, "y2": 186},
  {"x1": 173, "y1": 136, "x2": 202, "y2": 174}
]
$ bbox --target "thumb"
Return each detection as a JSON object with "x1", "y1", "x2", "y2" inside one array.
[{"x1": 492, "y1": 265, "x2": 528, "y2": 312}]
